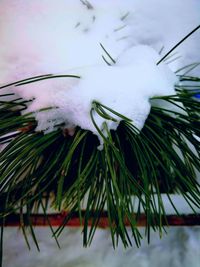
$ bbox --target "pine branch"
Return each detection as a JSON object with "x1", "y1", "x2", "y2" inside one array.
[{"x1": 0, "y1": 72, "x2": 200, "y2": 253}]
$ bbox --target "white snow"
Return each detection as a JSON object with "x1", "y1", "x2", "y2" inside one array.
[
  {"x1": 0, "y1": 0, "x2": 199, "y2": 146},
  {"x1": 3, "y1": 227, "x2": 200, "y2": 267},
  {"x1": 40, "y1": 193, "x2": 200, "y2": 215}
]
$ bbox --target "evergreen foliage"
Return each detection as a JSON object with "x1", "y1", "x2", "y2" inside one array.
[{"x1": 0, "y1": 26, "x2": 200, "y2": 264}]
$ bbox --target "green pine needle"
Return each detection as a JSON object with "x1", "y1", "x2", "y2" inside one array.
[{"x1": 0, "y1": 68, "x2": 200, "y2": 256}]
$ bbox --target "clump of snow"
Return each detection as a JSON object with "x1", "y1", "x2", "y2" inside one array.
[
  {"x1": 51, "y1": 46, "x2": 176, "y2": 138},
  {"x1": 11, "y1": 45, "x2": 177, "y2": 147},
  {"x1": 0, "y1": 0, "x2": 199, "y2": 146}
]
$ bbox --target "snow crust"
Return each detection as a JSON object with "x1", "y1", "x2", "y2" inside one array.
[{"x1": 0, "y1": 0, "x2": 199, "y2": 145}]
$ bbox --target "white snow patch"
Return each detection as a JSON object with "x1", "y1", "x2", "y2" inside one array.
[
  {"x1": 14, "y1": 45, "x2": 177, "y2": 147},
  {"x1": 0, "y1": 0, "x2": 199, "y2": 146},
  {"x1": 3, "y1": 227, "x2": 200, "y2": 267}
]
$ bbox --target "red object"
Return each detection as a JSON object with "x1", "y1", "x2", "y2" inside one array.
[{"x1": 2, "y1": 212, "x2": 200, "y2": 228}]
